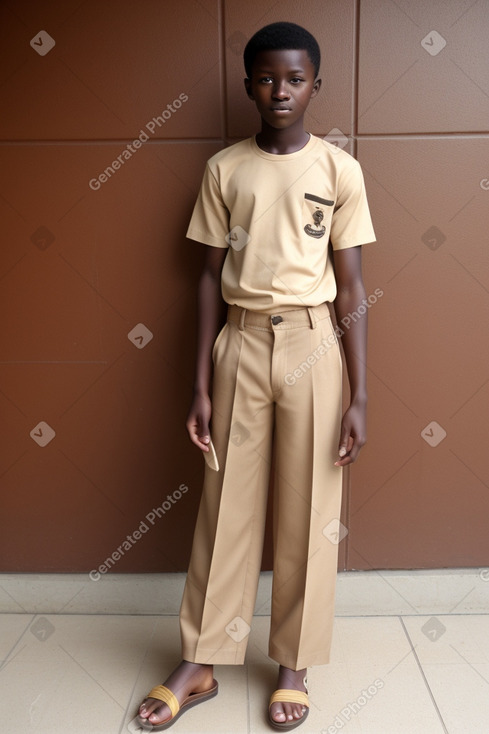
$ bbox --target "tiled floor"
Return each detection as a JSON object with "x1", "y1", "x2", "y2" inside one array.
[{"x1": 2, "y1": 611, "x2": 489, "y2": 733}]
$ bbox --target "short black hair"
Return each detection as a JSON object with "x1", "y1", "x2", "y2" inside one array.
[{"x1": 243, "y1": 22, "x2": 321, "y2": 79}]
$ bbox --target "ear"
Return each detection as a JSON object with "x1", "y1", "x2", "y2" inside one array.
[
  {"x1": 310, "y1": 77, "x2": 322, "y2": 98},
  {"x1": 244, "y1": 77, "x2": 254, "y2": 100}
]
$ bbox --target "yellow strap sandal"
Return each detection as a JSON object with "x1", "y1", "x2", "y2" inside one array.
[
  {"x1": 136, "y1": 679, "x2": 218, "y2": 731},
  {"x1": 268, "y1": 676, "x2": 309, "y2": 730}
]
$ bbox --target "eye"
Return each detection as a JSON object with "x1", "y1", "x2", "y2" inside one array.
[
  {"x1": 259, "y1": 76, "x2": 273, "y2": 84},
  {"x1": 290, "y1": 77, "x2": 304, "y2": 84}
]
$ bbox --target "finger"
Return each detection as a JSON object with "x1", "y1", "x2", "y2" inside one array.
[
  {"x1": 186, "y1": 418, "x2": 210, "y2": 450},
  {"x1": 335, "y1": 435, "x2": 354, "y2": 465},
  {"x1": 334, "y1": 449, "x2": 355, "y2": 467},
  {"x1": 198, "y1": 434, "x2": 210, "y2": 451},
  {"x1": 192, "y1": 424, "x2": 210, "y2": 448},
  {"x1": 334, "y1": 455, "x2": 353, "y2": 467},
  {"x1": 334, "y1": 436, "x2": 364, "y2": 466},
  {"x1": 337, "y1": 429, "x2": 349, "y2": 458},
  {"x1": 346, "y1": 442, "x2": 361, "y2": 463},
  {"x1": 190, "y1": 434, "x2": 210, "y2": 451},
  {"x1": 198, "y1": 420, "x2": 211, "y2": 447},
  {"x1": 338, "y1": 430, "x2": 353, "y2": 459}
]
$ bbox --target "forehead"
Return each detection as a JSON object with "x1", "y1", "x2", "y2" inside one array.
[{"x1": 251, "y1": 48, "x2": 314, "y2": 73}]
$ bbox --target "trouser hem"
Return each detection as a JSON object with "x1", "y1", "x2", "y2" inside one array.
[
  {"x1": 268, "y1": 643, "x2": 331, "y2": 670},
  {"x1": 182, "y1": 646, "x2": 247, "y2": 666}
]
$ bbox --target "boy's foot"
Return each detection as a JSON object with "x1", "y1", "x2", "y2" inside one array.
[
  {"x1": 269, "y1": 665, "x2": 308, "y2": 725},
  {"x1": 138, "y1": 660, "x2": 214, "y2": 727}
]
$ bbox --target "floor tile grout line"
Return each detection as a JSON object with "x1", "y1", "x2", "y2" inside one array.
[
  {"x1": 449, "y1": 643, "x2": 489, "y2": 688},
  {"x1": 246, "y1": 662, "x2": 251, "y2": 734},
  {"x1": 448, "y1": 586, "x2": 476, "y2": 614},
  {"x1": 56, "y1": 585, "x2": 87, "y2": 615},
  {"x1": 399, "y1": 616, "x2": 450, "y2": 734},
  {"x1": 117, "y1": 618, "x2": 159, "y2": 733},
  {"x1": 0, "y1": 614, "x2": 35, "y2": 672},
  {"x1": 58, "y1": 641, "x2": 126, "y2": 710},
  {"x1": 0, "y1": 582, "x2": 30, "y2": 612},
  {"x1": 0, "y1": 642, "x2": 27, "y2": 676}
]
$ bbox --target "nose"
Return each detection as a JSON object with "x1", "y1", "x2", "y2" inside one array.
[{"x1": 272, "y1": 80, "x2": 290, "y2": 99}]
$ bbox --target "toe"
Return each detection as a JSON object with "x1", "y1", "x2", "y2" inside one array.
[
  {"x1": 273, "y1": 702, "x2": 306, "y2": 722},
  {"x1": 270, "y1": 702, "x2": 286, "y2": 722},
  {"x1": 139, "y1": 699, "x2": 171, "y2": 725},
  {"x1": 149, "y1": 703, "x2": 171, "y2": 725},
  {"x1": 283, "y1": 703, "x2": 295, "y2": 721}
]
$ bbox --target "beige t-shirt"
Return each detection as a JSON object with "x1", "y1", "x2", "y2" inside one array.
[{"x1": 186, "y1": 134, "x2": 376, "y2": 312}]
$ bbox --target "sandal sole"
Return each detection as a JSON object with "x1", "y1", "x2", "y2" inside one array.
[
  {"x1": 136, "y1": 681, "x2": 218, "y2": 731},
  {"x1": 268, "y1": 708, "x2": 309, "y2": 730}
]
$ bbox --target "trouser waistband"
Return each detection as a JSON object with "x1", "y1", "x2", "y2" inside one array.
[{"x1": 227, "y1": 303, "x2": 331, "y2": 331}]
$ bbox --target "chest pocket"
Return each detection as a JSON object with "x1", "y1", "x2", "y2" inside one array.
[{"x1": 303, "y1": 193, "x2": 334, "y2": 239}]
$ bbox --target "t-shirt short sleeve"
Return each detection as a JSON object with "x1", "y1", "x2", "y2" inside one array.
[
  {"x1": 330, "y1": 158, "x2": 376, "y2": 250},
  {"x1": 186, "y1": 164, "x2": 230, "y2": 248}
]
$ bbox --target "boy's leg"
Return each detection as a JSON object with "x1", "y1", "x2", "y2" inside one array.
[
  {"x1": 268, "y1": 307, "x2": 343, "y2": 671},
  {"x1": 179, "y1": 316, "x2": 275, "y2": 665}
]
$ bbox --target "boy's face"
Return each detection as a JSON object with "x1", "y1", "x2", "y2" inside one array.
[{"x1": 245, "y1": 48, "x2": 320, "y2": 130}]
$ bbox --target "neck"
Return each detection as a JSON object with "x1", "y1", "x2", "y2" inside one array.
[{"x1": 255, "y1": 120, "x2": 310, "y2": 155}]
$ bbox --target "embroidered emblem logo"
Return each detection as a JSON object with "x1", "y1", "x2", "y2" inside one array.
[{"x1": 304, "y1": 207, "x2": 326, "y2": 238}]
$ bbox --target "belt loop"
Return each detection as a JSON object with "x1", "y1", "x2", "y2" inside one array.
[
  {"x1": 307, "y1": 307, "x2": 317, "y2": 329},
  {"x1": 238, "y1": 307, "x2": 246, "y2": 331}
]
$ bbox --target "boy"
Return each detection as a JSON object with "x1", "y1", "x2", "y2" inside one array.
[{"x1": 138, "y1": 21, "x2": 375, "y2": 731}]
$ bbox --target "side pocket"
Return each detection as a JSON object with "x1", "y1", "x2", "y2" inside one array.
[
  {"x1": 211, "y1": 322, "x2": 228, "y2": 364},
  {"x1": 321, "y1": 315, "x2": 343, "y2": 374}
]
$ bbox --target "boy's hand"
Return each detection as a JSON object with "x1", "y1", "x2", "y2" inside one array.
[
  {"x1": 334, "y1": 399, "x2": 367, "y2": 467},
  {"x1": 186, "y1": 392, "x2": 213, "y2": 451}
]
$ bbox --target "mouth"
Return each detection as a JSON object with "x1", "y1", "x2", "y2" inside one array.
[{"x1": 270, "y1": 107, "x2": 291, "y2": 113}]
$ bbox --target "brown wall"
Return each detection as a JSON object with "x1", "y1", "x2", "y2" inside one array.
[{"x1": 1, "y1": 0, "x2": 488, "y2": 573}]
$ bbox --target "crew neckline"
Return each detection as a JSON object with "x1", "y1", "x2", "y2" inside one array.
[{"x1": 251, "y1": 133, "x2": 316, "y2": 160}]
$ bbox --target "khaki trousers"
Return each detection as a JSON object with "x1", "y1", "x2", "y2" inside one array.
[{"x1": 179, "y1": 303, "x2": 343, "y2": 670}]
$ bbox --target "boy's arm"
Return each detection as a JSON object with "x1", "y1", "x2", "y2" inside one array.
[
  {"x1": 186, "y1": 244, "x2": 228, "y2": 452},
  {"x1": 332, "y1": 245, "x2": 368, "y2": 467}
]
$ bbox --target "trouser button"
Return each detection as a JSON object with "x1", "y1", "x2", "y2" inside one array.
[{"x1": 271, "y1": 315, "x2": 283, "y2": 325}]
